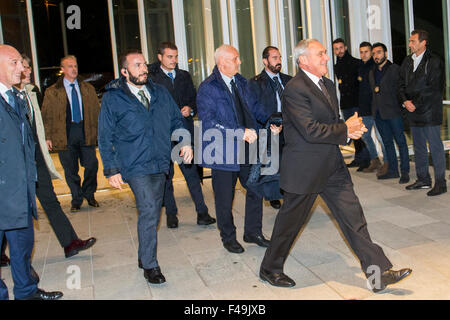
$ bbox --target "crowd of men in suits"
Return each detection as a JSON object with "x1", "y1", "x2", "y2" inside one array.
[{"x1": 0, "y1": 27, "x2": 447, "y2": 299}]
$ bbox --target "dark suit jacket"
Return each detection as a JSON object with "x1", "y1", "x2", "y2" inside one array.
[
  {"x1": 369, "y1": 61, "x2": 403, "y2": 120},
  {"x1": 248, "y1": 69, "x2": 292, "y2": 125},
  {"x1": 280, "y1": 69, "x2": 348, "y2": 194}
]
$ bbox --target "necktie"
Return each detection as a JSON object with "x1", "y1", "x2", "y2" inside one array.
[
  {"x1": 272, "y1": 76, "x2": 284, "y2": 99},
  {"x1": 138, "y1": 90, "x2": 150, "y2": 110},
  {"x1": 230, "y1": 79, "x2": 246, "y2": 127},
  {"x1": 6, "y1": 89, "x2": 18, "y2": 113},
  {"x1": 21, "y1": 91, "x2": 33, "y2": 125},
  {"x1": 318, "y1": 79, "x2": 333, "y2": 108},
  {"x1": 168, "y1": 72, "x2": 174, "y2": 84},
  {"x1": 70, "y1": 83, "x2": 82, "y2": 123}
]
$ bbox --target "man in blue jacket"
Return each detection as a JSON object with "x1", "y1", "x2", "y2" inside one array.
[
  {"x1": 0, "y1": 44, "x2": 63, "y2": 300},
  {"x1": 197, "y1": 45, "x2": 277, "y2": 254},
  {"x1": 98, "y1": 50, "x2": 192, "y2": 284}
]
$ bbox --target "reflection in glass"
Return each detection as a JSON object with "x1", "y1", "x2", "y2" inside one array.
[
  {"x1": 1, "y1": 0, "x2": 31, "y2": 59},
  {"x1": 144, "y1": 0, "x2": 174, "y2": 63},
  {"x1": 235, "y1": 0, "x2": 255, "y2": 79},
  {"x1": 332, "y1": 0, "x2": 350, "y2": 47},
  {"x1": 113, "y1": 0, "x2": 140, "y2": 59},
  {"x1": 389, "y1": 0, "x2": 408, "y2": 65}
]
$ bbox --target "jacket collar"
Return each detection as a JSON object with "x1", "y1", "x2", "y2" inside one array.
[{"x1": 106, "y1": 76, "x2": 160, "y2": 104}]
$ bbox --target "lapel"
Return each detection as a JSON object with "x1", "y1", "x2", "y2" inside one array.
[{"x1": 298, "y1": 69, "x2": 337, "y2": 116}]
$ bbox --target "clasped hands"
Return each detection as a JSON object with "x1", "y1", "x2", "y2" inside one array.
[
  {"x1": 346, "y1": 112, "x2": 368, "y2": 140},
  {"x1": 243, "y1": 125, "x2": 282, "y2": 144}
]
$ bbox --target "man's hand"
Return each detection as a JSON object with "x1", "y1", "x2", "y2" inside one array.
[
  {"x1": 243, "y1": 128, "x2": 258, "y2": 144},
  {"x1": 180, "y1": 106, "x2": 192, "y2": 117},
  {"x1": 108, "y1": 173, "x2": 125, "y2": 190},
  {"x1": 345, "y1": 112, "x2": 367, "y2": 140},
  {"x1": 404, "y1": 100, "x2": 416, "y2": 113},
  {"x1": 270, "y1": 124, "x2": 282, "y2": 136},
  {"x1": 180, "y1": 145, "x2": 193, "y2": 164},
  {"x1": 46, "y1": 140, "x2": 53, "y2": 151}
]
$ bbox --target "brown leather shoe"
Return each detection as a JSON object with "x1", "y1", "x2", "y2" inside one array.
[
  {"x1": 363, "y1": 158, "x2": 382, "y2": 173},
  {"x1": 376, "y1": 161, "x2": 389, "y2": 177},
  {"x1": 64, "y1": 238, "x2": 97, "y2": 258}
]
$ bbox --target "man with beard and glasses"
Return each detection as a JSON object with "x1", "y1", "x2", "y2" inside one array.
[
  {"x1": 333, "y1": 38, "x2": 371, "y2": 172},
  {"x1": 98, "y1": 50, "x2": 192, "y2": 284},
  {"x1": 41, "y1": 55, "x2": 100, "y2": 212},
  {"x1": 368, "y1": 43, "x2": 410, "y2": 184},
  {"x1": 248, "y1": 46, "x2": 291, "y2": 210}
]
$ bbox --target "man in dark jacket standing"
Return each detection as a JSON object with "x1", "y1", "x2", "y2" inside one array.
[
  {"x1": 0, "y1": 44, "x2": 62, "y2": 300},
  {"x1": 369, "y1": 43, "x2": 410, "y2": 184},
  {"x1": 333, "y1": 38, "x2": 371, "y2": 171},
  {"x1": 197, "y1": 45, "x2": 276, "y2": 254},
  {"x1": 399, "y1": 30, "x2": 447, "y2": 196},
  {"x1": 98, "y1": 50, "x2": 192, "y2": 284},
  {"x1": 248, "y1": 46, "x2": 291, "y2": 209},
  {"x1": 148, "y1": 42, "x2": 215, "y2": 229}
]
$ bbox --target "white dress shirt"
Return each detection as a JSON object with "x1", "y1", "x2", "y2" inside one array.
[
  {"x1": 301, "y1": 68, "x2": 323, "y2": 90},
  {"x1": 412, "y1": 50, "x2": 426, "y2": 72},
  {"x1": 127, "y1": 82, "x2": 151, "y2": 103},
  {"x1": 160, "y1": 66, "x2": 176, "y2": 79},
  {"x1": 220, "y1": 72, "x2": 235, "y2": 93}
]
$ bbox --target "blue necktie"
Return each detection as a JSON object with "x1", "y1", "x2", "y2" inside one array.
[
  {"x1": 70, "y1": 83, "x2": 82, "y2": 123},
  {"x1": 6, "y1": 89, "x2": 18, "y2": 113},
  {"x1": 168, "y1": 72, "x2": 174, "y2": 84}
]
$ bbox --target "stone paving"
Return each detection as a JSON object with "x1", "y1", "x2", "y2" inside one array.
[{"x1": 1, "y1": 154, "x2": 450, "y2": 300}]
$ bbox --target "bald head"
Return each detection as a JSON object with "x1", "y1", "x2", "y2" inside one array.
[
  {"x1": 214, "y1": 45, "x2": 241, "y2": 78},
  {"x1": 0, "y1": 45, "x2": 24, "y2": 88}
]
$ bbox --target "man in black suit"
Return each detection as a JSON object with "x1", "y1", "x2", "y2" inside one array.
[
  {"x1": 248, "y1": 46, "x2": 292, "y2": 209},
  {"x1": 148, "y1": 42, "x2": 216, "y2": 229},
  {"x1": 259, "y1": 39, "x2": 412, "y2": 293}
]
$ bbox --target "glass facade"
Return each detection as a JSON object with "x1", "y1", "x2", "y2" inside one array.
[
  {"x1": 113, "y1": 0, "x2": 140, "y2": 59},
  {"x1": 389, "y1": 0, "x2": 409, "y2": 65},
  {"x1": 283, "y1": 0, "x2": 303, "y2": 75},
  {"x1": 235, "y1": 0, "x2": 256, "y2": 79},
  {"x1": 332, "y1": 0, "x2": 351, "y2": 46},
  {"x1": 0, "y1": 0, "x2": 31, "y2": 59}
]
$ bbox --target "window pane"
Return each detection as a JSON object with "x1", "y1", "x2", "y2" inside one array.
[
  {"x1": 332, "y1": 0, "x2": 350, "y2": 47},
  {"x1": 283, "y1": 0, "x2": 303, "y2": 75},
  {"x1": 389, "y1": 0, "x2": 408, "y2": 65},
  {"x1": 211, "y1": 0, "x2": 223, "y2": 50},
  {"x1": 113, "y1": 0, "x2": 140, "y2": 58},
  {"x1": 235, "y1": 0, "x2": 255, "y2": 78},
  {"x1": 144, "y1": 0, "x2": 174, "y2": 62},
  {"x1": 0, "y1": 0, "x2": 31, "y2": 59}
]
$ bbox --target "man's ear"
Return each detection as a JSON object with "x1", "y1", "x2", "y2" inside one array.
[
  {"x1": 120, "y1": 68, "x2": 128, "y2": 78},
  {"x1": 157, "y1": 54, "x2": 162, "y2": 62}
]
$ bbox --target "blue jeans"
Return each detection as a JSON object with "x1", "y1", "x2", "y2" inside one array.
[
  {"x1": 375, "y1": 112, "x2": 410, "y2": 175},
  {"x1": 411, "y1": 126, "x2": 447, "y2": 185},
  {"x1": 127, "y1": 173, "x2": 166, "y2": 270},
  {"x1": 342, "y1": 108, "x2": 370, "y2": 163},
  {"x1": 361, "y1": 116, "x2": 386, "y2": 161}
]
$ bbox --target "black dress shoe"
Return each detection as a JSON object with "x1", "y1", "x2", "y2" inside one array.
[
  {"x1": 144, "y1": 267, "x2": 166, "y2": 284},
  {"x1": 166, "y1": 214, "x2": 178, "y2": 228},
  {"x1": 243, "y1": 234, "x2": 270, "y2": 248},
  {"x1": 259, "y1": 268, "x2": 296, "y2": 288},
  {"x1": 270, "y1": 200, "x2": 281, "y2": 209},
  {"x1": 70, "y1": 204, "x2": 81, "y2": 212},
  {"x1": 64, "y1": 238, "x2": 97, "y2": 258},
  {"x1": 406, "y1": 180, "x2": 432, "y2": 190},
  {"x1": 0, "y1": 253, "x2": 10, "y2": 267},
  {"x1": 347, "y1": 160, "x2": 360, "y2": 168},
  {"x1": 356, "y1": 161, "x2": 370, "y2": 172},
  {"x1": 377, "y1": 172, "x2": 400, "y2": 180},
  {"x1": 371, "y1": 268, "x2": 412, "y2": 293},
  {"x1": 427, "y1": 184, "x2": 447, "y2": 196},
  {"x1": 86, "y1": 198, "x2": 100, "y2": 207},
  {"x1": 399, "y1": 173, "x2": 410, "y2": 184},
  {"x1": 223, "y1": 239, "x2": 245, "y2": 254},
  {"x1": 18, "y1": 288, "x2": 63, "y2": 300},
  {"x1": 197, "y1": 213, "x2": 216, "y2": 225}
]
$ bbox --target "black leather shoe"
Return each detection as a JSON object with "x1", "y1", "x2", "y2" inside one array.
[
  {"x1": 197, "y1": 213, "x2": 216, "y2": 225},
  {"x1": 18, "y1": 288, "x2": 63, "y2": 300},
  {"x1": 243, "y1": 234, "x2": 270, "y2": 248},
  {"x1": 0, "y1": 253, "x2": 10, "y2": 267},
  {"x1": 270, "y1": 200, "x2": 281, "y2": 209},
  {"x1": 356, "y1": 161, "x2": 370, "y2": 172},
  {"x1": 427, "y1": 184, "x2": 447, "y2": 196},
  {"x1": 70, "y1": 204, "x2": 81, "y2": 212},
  {"x1": 259, "y1": 268, "x2": 296, "y2": 287},
  {"x1": 406, "y1": 180, "x2": 432, "y2": 190},
  {"x1": 347, "y1": 160, "x2": 360, "y2": 168},
  {"x1": 399, "y1": 173, "x2": 410, "y2": 184},
  {"x1": 86, "y1": 198, "x2": 100, "y2": 208},
  {"x1": 223, "y1": 239, "x2": 245, "y2": 254},
  {"x1": 371, "y1": 268, "x2": 412, "y2": 293},
  {"x1": 64, "y1": 238, "x2": 97, "y2": 258},
  {"x1": 377, "y1": 172, "x2": 400, "y2": 180},
  {"x1": 144, "y1": 267, "x2": 166, "y2": 284},
  {"x1": 166, "y1": 214, "x2": 178, "y2": 228}
]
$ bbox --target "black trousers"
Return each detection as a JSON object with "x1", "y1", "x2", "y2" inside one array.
[
  {"x1": 261, "y1": 162, "x2": 392, "y2": 276},
  {"x1": 58, "y1": 123, "x2": 98, "y2": 206},
  {"x1": 211, "y1": 165, "x2": 263, "y2": 243}
]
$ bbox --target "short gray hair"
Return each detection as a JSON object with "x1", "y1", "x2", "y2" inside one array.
[
  {"x1": 214, "y1": 44, "x2": 237, "y2": 64},
  {"x1": 293, "y1": 39, "x2": 320, "y2": 65}
]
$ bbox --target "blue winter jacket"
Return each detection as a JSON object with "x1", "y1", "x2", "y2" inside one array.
[
  {"x1": 98, "y1": 77, "x2": 186, "y2": 181},
  {"x1": 196, "y1": 66, "x2": 269, "y2": 172}
]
